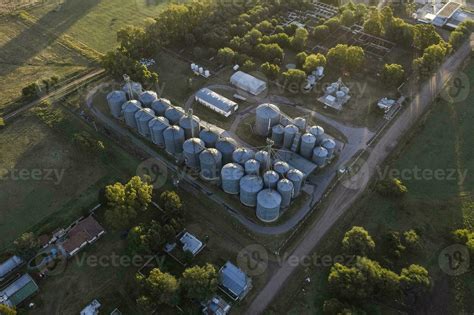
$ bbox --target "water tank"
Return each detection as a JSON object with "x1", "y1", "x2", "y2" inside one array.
[
  {"x1": 122, "y1": 100, "x2": 142, "y2": 129},
  {"x1": 183, "y1": 138, "x2": 206, "y2": 169},
  {"x1": 122, "y1": 82, "x2": 142, "y2": 99},
  {"x1": 139, "y1": 91, "x2": 158, "y2": 107},
  {"x1": 271, "y1": 124, "x2": 285, "y2": 147},
  {"x1": 341, "y1": 86, "x2": 350, "y2": 94},
  {"x1": 165, "y1": 106, "x2": 186, "y2": 125},
  {"x1": 277, "y1": 179, "x2": 294, "y2": 208},
  {"x1": 283, "y1": 124, "x2": 299, "y2": 149},
  {"x1": 309, "y1": 126, "x2": 325, "y2": 144},
  {"x1": 312, "y1": 146, "x2": 328, "y2": 167},
  {"x1": 245, "y1": 159, "x2": 260, "y2": 175},
  {"x1": 336, "y1": 90, "x2": 346, "y2": 100},
  {"x1": 179, "y1": 115, "x2": 200, "y2": 139},
  {"x1": 199, "y1": 128, "x2": 219, "y2": 148},
  {"x1": 151, "y1": 99, "x2": 172, "y2": 116},
  {"x1": 135, "y1": 108, "x2": 155, "y2": 137},
  {"x1": 149, "y1": 116, "x2": 170, "y2": 147},
  {"x1": 287, "y1": 168, "x2": 304, "y2": 197},
  {"x1": 200, "y1": 148, "x2": 223, "y2": 180},
  {"x1": 239, "y1": 175, "x2": 264, "y2": 207},
  {"x1": 233, "y1": 147, "x2": 255, "y2": 166},
  {"x1": 107, "y1": 90, "x2": 127, "y2": 118},
  {"x1": 273, "y1": 160, "x2": 290, "y2": 177},
  {"x1": 300, "y1": 133, "x2": 317, "y2": 159},
  {"x1": 256, "y1": 189, "x2": 282, "y2": 222},
  {"x1": 221, "y1": 163, "x2": 245, "y2": 194},
  {"x1": 255, "y1": 151, "x2": 271, "y2": 171},
  {"x1": 216, "y1": 137, "x2": 237, "y2": 165},
  {"x1": 321, "y1": 138, "x2": 336, "y2": 158},
  {"x1": 255, "y1": 104, "x2": 281, "y2": 136},
  {"x1": 163, "y1": 125, "x2": 185, "y2": 155},
  {"x1": 263, "y1": 170, "x2": 279, "y2": 189},
  {"x1": 294, "y1": 117, "x2": 307, "y2": 132}
]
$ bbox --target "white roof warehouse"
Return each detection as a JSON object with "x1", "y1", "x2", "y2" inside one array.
[
  {"x1": 230, "y1": 71, "x2": 267, "y2": 96},
  {"x1": 195, "y1": 88, "x2": 238, "y2": 117}
]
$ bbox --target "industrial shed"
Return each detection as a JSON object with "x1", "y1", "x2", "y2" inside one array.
[
  {"x1": 195, "y1": 88, "x2": 238, "y2": 117},
  {"x1": 0, "y1": 256, "x2": 23, "y2": 282},
  {"x1": 219, "y1": 261, "x2": 252, "y2": 301},
  {"x1": 0, "y1": 274, "x2": 39, "y2": 307},
  {"x1": 230, "y1": 71, "x2": 267, "y2": 96}
]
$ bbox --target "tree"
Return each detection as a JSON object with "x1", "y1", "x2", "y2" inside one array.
[
  {"x1": 403, "y1": 229, "x2": 421, "y2": 250},
  {"x1": 296, "y1": 52, "x2": 308, "y2": 68},
  {"x1": 381, "y1": 63, "x2": 405, "y2": 87},
  {"x1": 341, "y1": 226, "x2": 375, "y2": 256},
  {"x1": 327, "y1": 44, "x2": 364, "y2": 74},
  {"x1": 14, "y1": 232, "x2": 38, "y2": 258},
  {"x1": 312, "y1": 25, "x2": 330, "y2": 41},
  {"x1": 260, "y1": 62, "x2": 280, "y2": 80},
  {"x1": 0, "y1": 117, "x2": 4, "y2": 129},
  {"x1": 449, "y1": 31, "x2": 466, "y2": 50},
  {"x1": 256, "y1": 43, "x2": 284, "y2": 63},
  {"x1": 244, "y1": 28, "x2": 263, "y2": 46},
  {"x1": 73, "y1": 132, "x2": 105, "y2": 154},
  {"x1": 255, "y1": 20, "x2": 274, "y2": 35},
  {"x1": 413, "y1": 24, "x2": 442, "y2": 51},
  {"x1": 267, "y1": 33, "x2": 291, "y2": 48},
  {"x1": 137, "y1": 268, "x2": 179, "y2": 307},
  {"x1": 363, "y1": 9, "x2": 382, "y2": 36},
  {"x1": 380, "y1": 6, "x2": 394, "y2": 32},
  {"x1": 160, "y1": 190, "x2": 183, "y2": 214},
  {"x1": 303, "y1": 53, "x2": 326, "y2": 74},
  {"x1": 323, "y1": 298, "x2": 352, "y2": 315},
  {"x1": 328, "y1": 263, "x2": 369, "y2": 300},
  {"x1": 385, "y1": 18, "x2": 414, "y2": 47},
  {"x1": 217, "y1": 47, "x2": 236, "y2": 65},
  {"x1": 242, "y1": 59, "x2": 257, "y2": 72},
  {"x1": 117, "y1": 25, "x2": 149, "y2": 58},
  {"x1": 22, "y1": 82, "x2": 40, "y2": 99},
  {"x1": 400, "y1": 264, "x2": 431, "y2": 304},
  {"x1": 291, "y1": 27, "x2": 309, "y2": 51},
  {"x1": 180, "y1": 264, "x2": 218, "y2": 301},
  {"x1": 340, "y1": 9, "x2": 355, "y2": 27},
  {"x1": 324, "y1": 17, "x2": 341, "y2": 32},
  {"x1": 282, "y1": 69, "x2": 307, "y2": 86},
  {"x1": 128, "y1": 220, "x2": 163, "y2": 254},
  {"x1": 384, "y1": 231, "x2": 406, "y2": 259},
  {"x1": 376, "y1": 177, "x2": 408, "y2": 197},
  {"x1": 0, "y1": 304, "x2": 16, "y2": 315},
  {"x1": 413, "y1": 41, "x2": 451, "y2": 77}
]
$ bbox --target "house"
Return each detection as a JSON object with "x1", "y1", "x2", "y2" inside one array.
[
  {"x1": 0, "y1": 256, "x2": 23, "y2": 282},
  {"x1": 180, "y1": 232, "x2": 204, "y2": 256},
  {"x1": 80, "y1": 299, "x2": 101, "y2": 315},
  {"x1": 0, "y1": 274, "x2": 39, "y2": 307},
  {"x1": 202, "y1": 295, "x2": 231, "y2": 315},
  {"x1": 195, "y1": 88, "x2": 239, "y2": 117},
  {"x1": 230, "y1": 71, "x2": 267, "y2": 96},
  {"x1": 61, "y1": 216, "x2": 105, "y2": 257},
  {"x1": 218, "y1": 262, "x2": 252, "y2": 301}
]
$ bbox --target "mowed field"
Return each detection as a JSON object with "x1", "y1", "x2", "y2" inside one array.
[{"x1": 269, "y1": 60, "x2": 474, "y2": 314}]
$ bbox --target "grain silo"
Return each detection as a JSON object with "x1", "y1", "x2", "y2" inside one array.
[
  {"x1": 122, "y1": 82, "x2": 142, "y2": 99},
  {"x1": 287, "y1": 168, "x2": 304, "y2": 197},
  {"x1": 221, "y1": 163, "x2": 245, "y2": 194},
  {"x1": 255, "y1": 150, "x2": 271, "y2": 171},
  {"x1": 199, "y1": 128, "x2": 219, "y2": 148},
  {"x1": 321, "y1": 138, "x2": 336, "y2": 158},
  {"x1": 271, "y1": 124, "x2": 285, "y2": 147},
  {"x1": 139, "y1": 91, "x2": 158, "y2": 107},
  {"x1": 200, "y1": 148, "x2": 223, "y2": 181},
  {"x1": 283, "y1": 124, "x2": 299, "y2": 149},
  {"x1": 273, "y1": 160, "x2": 290, "y2": 178},
  {"x1": 163, "y1": 125, "x2": 185, "y2": 155},
  {"x1": 135, "y1": 108, "x2": 155, "y2": 137},
  {"x1": 312, "y1": 146, "x2": 328, "y2": 167},
  {"x1": 232, "y1": 147, "x2": 255, "y2": 166},
  {"x1": 149, "y1": 116, "x2": 170, "y2": 147},
  {"x1": 183, "y1": 138, "x2": 206, "y2": 169},
  {"x1": 277, "y1": 179, "x2": 294, "y2": 208},
  {"x1": 300, "y1": 133, "x2": 317, "y2": 160},
  {"x1": 216, "y1": 137, "x2": 237, "y2": 165},
  {"x1": 256, "y1": 189, "x2": 282, "y2": 222},
  {"x1": 309, "y1": 125, "x2": 325, "y2": 144},
  {"x1": 107, "y1": 90, "x2": 127, "y2": 118},
  {"x1": 122, "y1": 100, "x2": 142, "y2": 129},
  {"x1": 239, "y1": 175, "x2": 264, "y2": 207},
  {"x1": 151, "y1": 99, "x2": 172, "y2": 116},
  {"x1": 255, "y1": 104, "x2": 281, "y2": 136},
  {"x1": 165, "y1": 106, "x2": 186, "y2": 125},
  {"x1": 179, "y1": 115, "x2": 200, "y2": 139},
  {"x1": 294, "y1": 117, "x2": 307, "y2": 132},
  {"x1": 245, "y1": 159, "x2": 260, "y2": 175},
  {"x1": 263, "y1": 170, "x2": 279, "y2": 189}
]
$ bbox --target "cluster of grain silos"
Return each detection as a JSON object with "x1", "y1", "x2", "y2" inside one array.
[{"x1": 107, "y1": 90, "x2": 127, "y2": 118}]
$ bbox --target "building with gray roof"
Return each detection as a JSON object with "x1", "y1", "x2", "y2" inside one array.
[
  {"x1": 195, "y1": 88, "x2": 239, "y2": 117},
  {"x1": 219, "y1": 261, "x2": 251, "y2": 301}
]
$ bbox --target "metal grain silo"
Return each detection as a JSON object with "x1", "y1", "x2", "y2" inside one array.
[
  {"x1": 221, "y1": 163, "x2": 245, "y2": 194},
  {"x1": 139, "y1": 91, "x2": 158, "y2": 107},
  {"x1": 165, "y1": 106, "x2": 186, "y2": 125},
  {"x1": 287, "y1": 168, "x2": 304, "y2": 197},
  {"x1": 312, "y1": 146, "x2": 328, "y2": 167},
  {"x1": 200, "y1": 148, "x2": 222, "y2": 180},
  {"x1": 239, "y1": 175, "x2": 264, "y2": 207},
  {"x1": 135, "y1": 108, "x2": 155, "y2": 137},
  {"x1": 309, "y1": 125, "x2": 325, "y2": 144},
  {"x1": 199, "y1": 128, "x2": 219, "y2": 148},
  {"x1": 163, "y1": 125, "x2": 185, "y2": 155},
  {"x1": 255, "y1": 150, "x2": 271, "y2": 171},
  {"x1": 122, "y1": 82, "x2": 142, "y2": 99},
  {"x1": 183, "y1": 138, "x2": 206, "y2": 169},
  {"x1": 216, "y1": 137, "x2": 237, "y2": 165},
  {"x1": 151, "y1": 98, "x2": 171, "y2": 116},
  {"x1": 179, "y1": 115, "x2": 200, "y2": 139},
  {"x1": 233, "y1": 147, "x2": 255, "y2": 166},
  {"x1": 277, "y1": 179, "x2": 294, "y2": 208},
  {"x1": 321, "y1": 138, "x2": 336, "y2": 158},
  {"x1": 149, "y1": 116, "x2": 170, "y2": 147},
  {"x1": 255, "y1": 103, "x2": 281, "y2": 136},
  {"x1": 273, "y1": 160, "x2": 290, "y2": 178},
  {"x1": 263, "y1": 170, "x2": 279, "y2": 189},
  {"x1": 256, "y1": 189, "x2": 282, "y2": 222},
  {"x1": 283, "y1": 124, "x2": 299, "y2": 149},
  {"x1": 245, "y1": 159, "x2": 260, "y2": 175},
  {"x1": 271, "y1": 124, "x2": 285, "y2": 147},
  {"x1": 122, "y1": 100, "x2": 142, "y2": 129},
  {"x1": 107, "y1": 90, "x2": 127, "y2": 118},
  {"x1": 300, "y1": 133, "x2": 317, "y2": 159},
  {"x1": 294, "y1": 117, "x2": 307, "y2": 132}
]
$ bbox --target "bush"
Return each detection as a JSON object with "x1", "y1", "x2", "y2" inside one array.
[
  {"x1": 376, "y1": 178, "x2": 408, "y2": 197},
  {"x1": 22, "y1": 82, "x2": 40, "y2": 99}
]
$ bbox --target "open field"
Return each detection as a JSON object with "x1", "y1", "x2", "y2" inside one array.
[{"x1": 268, "y1": 59, "x2": 474, "y2": 314}]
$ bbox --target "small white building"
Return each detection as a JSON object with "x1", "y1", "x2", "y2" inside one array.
[
  {"x1": 80, "y1": 299, "x2": 101, "y2": 315},
  {"x1": 180, "y1": 232, "x2": 204, "y2": 256},
  {"x1": 230, "y1": 71, "x2": 267, "y2": 96}
]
